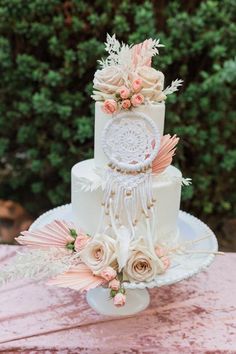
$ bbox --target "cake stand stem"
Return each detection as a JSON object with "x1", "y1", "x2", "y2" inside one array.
[{"x1": 86, "y1": 287, "x2": 150, "y2": 316}]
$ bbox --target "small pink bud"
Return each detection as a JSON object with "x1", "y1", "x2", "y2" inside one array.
[
  {"x1": 100, "y1": 266, "x2": 117, "y2": 281},
  {"x1": 162, "y1": 256, "x2": 170, "y2": 271},
  {"x1": 121, "y1": 99, "x2": 131, "y2": 110},
  {"x1": 132, "y1": 78, "x2": 142, "y2": 92},
  {"x1": 108, "y1": 279, "x2": 120, "y2": 291},
  {"x1": 131, "y1": 93, "x2": 144, "y2": 107},
  {"x1": 118, "y1": 86, "x2": 130, "y2": 99},
  {"x1": 113, "y1": 292, "x2": 126, "y2": 307},
  {"x1": 102, "y1": 99, "x2": 117, "y2": 114},
  {"x1": 155, "y1": 246, "x2": 166, "y2": 258}
]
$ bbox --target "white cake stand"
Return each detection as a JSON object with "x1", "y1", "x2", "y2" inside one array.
[{"x1": 30, "y1": 204, "x2": 218, "y2": 316}]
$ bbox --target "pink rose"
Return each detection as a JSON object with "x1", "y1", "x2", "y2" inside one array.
[
  {"x1": 108, "y1": 279, "x2": 120, "y2": 291},
  {"x1": 118, "y1": 86, "x2": 130, "y2": 99},
  {"x1": 113, "y1": 293, "x2": 126, "y2": 307},
  {"x1": 131, "y1": 93, "x2": 144, "y2": 107},
  {"x1": 132, "y1": 78, "x2": 142, "y2": 92},
  {"x1": 74, "y1": 233, "x2": 90, "y2": 252},
  {"x1": 162, "y1": 256, "x2": 170, "y2": 271},
  {"x1": 102, "y1": 99, "x2": 117, "y2": 114},
  {"x1": 121, "y1": 99, "x2": 131, "y2": 110},
  {"x1": 100, "y1": 266, "x2": 117, "y2": 281}
]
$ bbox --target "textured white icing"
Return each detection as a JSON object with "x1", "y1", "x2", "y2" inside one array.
[
  {"x1": 71, "y1": 159, "x2": 181, "y2": 244},
  {"x1": 94, "y1": 102, "x2": 165, "y2": 168}
]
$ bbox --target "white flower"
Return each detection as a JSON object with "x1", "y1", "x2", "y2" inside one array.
[
  {"x1": 125, "y1": 244, "x2": 164, "y2": 282},
  {"x1": 79, "y1": 234, "x2": 116, "y2": 275},
  {"x1": 133, "y1": 66, "x2": 166, "y2": 102},
  {"x1": 93, "y1": 65, "x2": 125, "y2": 95}
]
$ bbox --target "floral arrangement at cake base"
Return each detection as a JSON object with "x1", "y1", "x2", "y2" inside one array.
[
  {"x1": 0, "y1": 219, "x2": 219, "y2": 308},
  {"x1": 11, "y1": 220, "x2": 170, "y2": 307}
]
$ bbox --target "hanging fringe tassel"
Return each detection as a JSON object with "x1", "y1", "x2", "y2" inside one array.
[
  {"x1": 109, "y1": 198, "x2": 131, "y2": 270},
  {"x1": 100, "y1": 168, "x2": 156, "y2": 247}
]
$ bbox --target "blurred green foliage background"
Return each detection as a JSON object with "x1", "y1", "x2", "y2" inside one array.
[{"x1": 0, "y1": 0, "x2": 235, "y2": 221}]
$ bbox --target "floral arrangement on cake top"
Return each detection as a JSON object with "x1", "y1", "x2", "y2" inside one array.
[{"x1": 92, "y1": 34, "x2": 183, "y2": 114}]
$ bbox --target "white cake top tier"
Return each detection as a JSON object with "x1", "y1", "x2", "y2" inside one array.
[
  {"x1": 91, "y1": 36, "x2": 182, "y2": 169},
  {"x1": 94, "y1": 101, "x2": 165, "y2": 168}
]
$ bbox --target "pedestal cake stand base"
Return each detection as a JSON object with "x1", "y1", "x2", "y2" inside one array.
[
  {"x1": 86, "y1": 287, "x2": 150, "y2": 316},
  {"x1": 30, "y1": 204, "x2": 218, "y2": 316}
]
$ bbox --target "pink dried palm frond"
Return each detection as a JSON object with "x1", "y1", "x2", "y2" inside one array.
[
  {"x1": 48, "y1": 264, "x2": 105, "y2": 292},
  {"x1": 152, "y1": 134, "x2": 179, "y2": 175},
  {"x1": 16, "y1": 220, "x2": 76, "y2": 249},
  {"x1": 132, "y1": 39, "x2": 152, "y2": 67}
]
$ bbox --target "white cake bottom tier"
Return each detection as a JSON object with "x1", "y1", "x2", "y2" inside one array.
[{"x1": 71, "y1": 159, "x2": 182, "y2": 245}]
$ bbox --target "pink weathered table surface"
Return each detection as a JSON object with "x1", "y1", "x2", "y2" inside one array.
[{"x1": 0, "y1": 245, "x2": 235, "y2": 353}]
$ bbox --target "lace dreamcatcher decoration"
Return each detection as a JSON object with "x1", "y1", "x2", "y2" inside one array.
[{"x1": 97, "y1": 112, "x2": 160, "y2": 264}]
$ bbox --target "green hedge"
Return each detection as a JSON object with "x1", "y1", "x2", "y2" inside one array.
[{"x1": 0, "y1": 0, "x2": 235, "y2": 218}]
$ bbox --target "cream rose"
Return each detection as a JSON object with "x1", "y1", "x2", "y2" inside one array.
[
  {"x1": 93, "y1": 65, "x2": 124, "y2": 94},
  {"x1": 125, "y1": 247, "x2": 164, "y2": 282},
  {"x1": 79, "y1": 234, "x2": 116, "y2": 275},
  {"x1": 133, "y1": 66, "x2": 165, "y2": 102}
]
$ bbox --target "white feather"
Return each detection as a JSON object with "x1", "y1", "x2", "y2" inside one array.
[
  {"x1": 163, "y1": 79, "x2": 183, "y2": 95},
  {"x1": 0, "y1": 249, "x2": 76, "y2": 286},
  {"x1": 116, "y1": 226, "x2": 131, "y2": 271},
  {"x1": 182, "y1": 177, "x2": 192, "y2": 186}
]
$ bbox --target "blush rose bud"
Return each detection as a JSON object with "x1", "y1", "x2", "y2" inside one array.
[
  {"x1": 121, "y1": 99, "x2": 131, "y2": 110},
  {"x1": 113, "y1": 293, "x2": 126, "y2": 307},
  {"x1": 155, "y1": 246, "x2": 166, "y2": 258},
  {"x1": 118, "y1": 86, "x2": 130, "y2": 99},
  {"x1": 161, "y1": 256, "x2": 170, "y2": 271},
  {"x1": 102, "y1": 99, "x2": 117, "y2": 114},
  {"x1": 100, "y1": 266, "x2": 117, "y2": 281},
  {"x1": 131, "y1": 93, "x2": 144, "y2": 107},
  {"x1": 108, "y1": 279, "x2": 120, "y2": 291},
  {"x1": 132, "y1": 78, "x2": 142, "y2": 92}
]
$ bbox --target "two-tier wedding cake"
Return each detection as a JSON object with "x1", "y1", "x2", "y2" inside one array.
[
  {"x1": 5, "y1": 35, "x2": 203, "y2": 310},
  {"x1": 71, "y1": 35, "x2": 184, "y2": 275}
]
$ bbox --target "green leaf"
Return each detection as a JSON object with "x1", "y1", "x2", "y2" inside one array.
[
  {"x1": 66, "y1": 243, "x2": 75, "y2": 251},
  {"x1": 69, "y1": 229, "x2": 77, "y2": 238}
]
